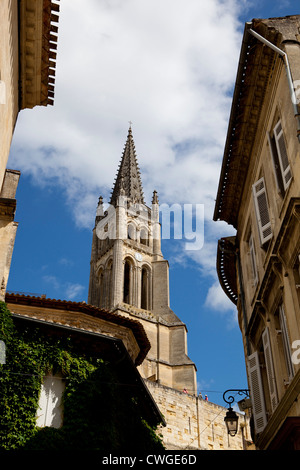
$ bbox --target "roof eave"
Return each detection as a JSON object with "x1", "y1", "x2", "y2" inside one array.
[
  {"x1": 10, "y1": 311, "x2": 165, "y2": 427},
  {"x1": 213, "y1": 21, "x2": 254, "y2": 225},
  {"x1": 19, "y1": 0, "x2": 60, "y2": 110}
]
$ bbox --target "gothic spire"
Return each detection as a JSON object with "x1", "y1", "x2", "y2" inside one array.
[{"x1": 110, "y1": 126, "x2": 145, "y2": 206}]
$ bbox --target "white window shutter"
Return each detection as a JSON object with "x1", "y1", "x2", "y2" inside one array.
[
  {"x1": 249, "y1": 233, "x2": 258, "y2": 285},
  {"x1": 267, "y1": 131, "x2": 283, "y2": 194},
  {"x1": 252, "y1": 177, "x2": 272, "y2": 245},
  {"x1": 248, "y1": 351, "x2": 267, "y2": 434},
  {"x1": 36, "y1": 374, "x2": 65, "y2": 428},
  {"x1": 262, "y1": 327, "x2": 278, "y2": 413},
  {"x1": 279, "y1": 304, "x2": 294, "y2": 382},
  {"x1": 273, "y1": 120, "x2": 292, "y2": 190}
]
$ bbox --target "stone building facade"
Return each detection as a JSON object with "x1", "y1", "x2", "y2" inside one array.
[
  {"x1": 214, "y1": 15, "x2": 300, "y2": 449},
  {"x1": 0, "y1": 0, "x2": 60, "y2": 300},
  {"x1": 147, "y1": 381, "x2": 251, "y2": 450},
  {"x1": 88, "y1": 127, "x2": 252, "y2": 450},
  {"x1": 1, "y1": 2, "x2": 253, "y2": 450}
]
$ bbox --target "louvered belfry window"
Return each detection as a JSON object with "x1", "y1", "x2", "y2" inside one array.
[{"x1": 252, "y1": 177, "x2": 272, "y2": 245}]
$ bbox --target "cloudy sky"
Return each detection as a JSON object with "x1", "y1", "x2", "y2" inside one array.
[{"x1": 8, "y1": 0, "x2": 298, "y2": 405}]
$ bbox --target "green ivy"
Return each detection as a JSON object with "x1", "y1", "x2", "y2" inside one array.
[{"x1": 0, "y1": 302, "x2": 164, "y2": 451}]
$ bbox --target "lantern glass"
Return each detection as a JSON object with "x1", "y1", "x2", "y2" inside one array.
[{"x1": 224, "y1": 407, "x2": 239, "y2": 436}]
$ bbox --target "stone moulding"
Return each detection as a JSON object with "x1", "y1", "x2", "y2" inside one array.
[
  {"x1": 5, "y1": 292, "x2": 151, "y2": 366},
  {"x1": 19, "y1": 0, "x2": 60, "y2": 109}
]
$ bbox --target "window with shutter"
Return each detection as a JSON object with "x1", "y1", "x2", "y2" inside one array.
[
  {"x1": 273, "y1": 120, "x2": 292, "y2": 190},
  {"x1": 268, "y1": 120, "x2": 292, "y2": 194},
  {"x1": 36, "y1": 373, "x2": 65, "y2": 428},
  {"x1": 252, "y1": 177, "x2": 272, "y2": 245},
  {"x1": 279, "y1": 304, "x2": 294, "y2": 383},
  {"x1": 249, "y1": 233, "x2": 258, "y2": 286},
  {"x1": 267, "y1": 132, "x2": 284, "y2": 195},
  {"x1": 262, "y1": 327, "x2": 278, "y2": 413},
  {"x1": 248, "y1": 351, "x2": 267, "y2": 434}
]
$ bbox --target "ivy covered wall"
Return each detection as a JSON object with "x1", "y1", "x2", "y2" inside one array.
[{"x1": 0, "y1": 302, "x2": 164, "y2": 451}]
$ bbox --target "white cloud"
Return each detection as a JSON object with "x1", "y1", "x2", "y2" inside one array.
[
  {"x1": 65, "y1": 283, "x2": 85, "y2": 300},
  {"x1": 10, "y1": 0, "x2": 245, "y2": 302},
  {"x1": 10, "y1": 0, "x2": 244, "y2": 196},
  {"x1": 43, "y1": 274, "x2": 85, "y2": 301},
  {"x1": 43, "y1": 275, "x2": 60, "y2": 291},
  {"x1": 205, "y1": 281, "x2": 238, "y2": 327},
  {"x1": 59, "y1": 257, "x2": 74, "y2": 267}
]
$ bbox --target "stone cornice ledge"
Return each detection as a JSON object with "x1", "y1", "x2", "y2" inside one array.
[{"x1": 19, "y1": 0, "x2": 60, "y2": 109}]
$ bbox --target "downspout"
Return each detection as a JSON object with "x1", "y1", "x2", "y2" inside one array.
[{"x1": 248, "y1": 27, "x2": 300, "y2": 142}]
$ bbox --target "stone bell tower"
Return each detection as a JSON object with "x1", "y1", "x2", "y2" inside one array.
[{"x1": 88, "y1": 126, "x2": 197, "y2": 394}]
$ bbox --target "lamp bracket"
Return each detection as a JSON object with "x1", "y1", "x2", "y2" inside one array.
[{"x1": 223, "y1": 389, "x2": 250, "y2": 407}]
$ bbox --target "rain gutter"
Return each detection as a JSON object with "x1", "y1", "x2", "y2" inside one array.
[{"x1": 248, "y1": 26, "x2": 300, "y2": 142}]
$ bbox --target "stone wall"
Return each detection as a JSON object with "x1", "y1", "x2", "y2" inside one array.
[
  {"x1": 0, "y1": 0, "x2": 19, "y2": 189},
  {"x1": 146, "y1": 381, "x2": 253, "y2": 451}
]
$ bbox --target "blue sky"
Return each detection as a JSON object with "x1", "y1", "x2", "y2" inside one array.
[{"x1": 7, "y1": 0, "x2": 298, "y2": 407}]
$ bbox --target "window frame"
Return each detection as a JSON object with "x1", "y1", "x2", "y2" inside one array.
[
  {"x1": 248, "y1": 350, "x2": 267, "y2": 434},
  {"x1": 278, "y1": 303, "x2": 294, "y2": 383},
  {"x1": 252, "y1": 177, "x2": 273, "y2": 245},
  {"x1": 36, "y1": 373, "x2": 65, "y2": 429},
  {"x1": 262, "y1": 327, "x2": 278, "y2": 413},
  {"x1": 268, "y1": 119, "x2": 292, "y2": 195},
  {"x1": 249, "y1": 232, "x2": 258, "y2": 286}
]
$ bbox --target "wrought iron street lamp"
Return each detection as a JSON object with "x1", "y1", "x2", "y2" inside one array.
[
  {"x1": 223, "y1": 389, "x2": 250, "y2": 437},
  {"x1": 224, "y1": 407, "x2": 239, "y2": 436}
]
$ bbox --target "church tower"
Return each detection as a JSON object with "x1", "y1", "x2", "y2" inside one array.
[{"x1": 88, "y1": 127, "x2": 197, "y2": 393}]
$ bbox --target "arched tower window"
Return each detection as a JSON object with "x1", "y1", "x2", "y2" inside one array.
[
  {"x1": 123, "y1": 259, "x2": 131, "y2": 304},
  {"x1": 98, "y1": 269, "x2": 104, "y2": 308},
  {"x1": 128, "y1": 224, "x2": 136, "y2": 241},
  {"x1": 141, "y1": 266, "x2": 149, "y2": 310},
  {"x1": 106, "y1": 259, "x2": 113, "y2": 309},
  {"x1": 140, "y1": 227, "x2": 149, "y2": 246}
]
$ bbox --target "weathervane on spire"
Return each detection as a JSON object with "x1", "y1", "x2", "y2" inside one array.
[{"x1": 128, "y1": 120, "x2": 133, "y2": 128}]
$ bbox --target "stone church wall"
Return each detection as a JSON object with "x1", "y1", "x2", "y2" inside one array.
[{"x1": 146, "y1": 381, "x2": 253, "y2": 451}]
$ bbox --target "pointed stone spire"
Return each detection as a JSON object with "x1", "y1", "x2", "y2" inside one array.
[
  {"x1": 110, "y1": 126, "x2": 145, "y2": 206},
  {"x1": 152, "y1": 190, "x2": 159, "y2": 205},
  {"x1": 95, "y1": 195, "x2": 104, "y2": 223}
]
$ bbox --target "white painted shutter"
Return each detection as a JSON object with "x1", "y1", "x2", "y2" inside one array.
[
  {"x1": 279, "y1": 304, "x2": 294, "y2": 382},
  {"x1": 249, "y1": 233, "x2": 258, "y2": 285},
  {"x1": 273, "y1": 120, "x2": 292, "y2": 190},
  {"x1": 262, "y1": 327, "x2": 278, "y2": 412},
  {"x1": 252, "y1": 177, "x2": 272, "y2": 245},
  {"x1": 36, "y1": 374, "x2": 65, "y2": 428},
  {"x1": 267, "y1": 131, "x2": 283, "y2": 194},
  {"x1": 248, "y1": 351, "x2": 267, "y2": 434}
]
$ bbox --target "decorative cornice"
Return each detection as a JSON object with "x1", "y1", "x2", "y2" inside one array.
[
  {"x1": 0, "y1": 198, "x2": 17, "y2": 219},
  {"x1": 19, "y1": 0, "x2": 60, "y2": 109},
  {"x1": 216, "y1": 236, "x2": 238, "y2": 305},
  {"x1": 213, "y1": 16, "x2": 300, "y2": 227}
]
